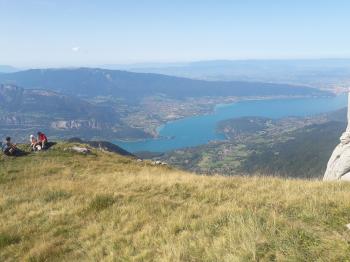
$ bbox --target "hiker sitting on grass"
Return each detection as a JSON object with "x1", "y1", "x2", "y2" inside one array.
[
  {"x1": 1, "y1": 137, "x2": 17, "y2": 156},
  {"x1": 37, "y1": 132, "x2": 48, "y2": 150},
  {"x1": 30, "y1": 134, "x2": 40, "y2": 151}
]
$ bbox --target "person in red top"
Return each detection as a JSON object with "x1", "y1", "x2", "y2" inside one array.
[{"x1": 37, "y1": 131, "x2": 48, "y2": 149}]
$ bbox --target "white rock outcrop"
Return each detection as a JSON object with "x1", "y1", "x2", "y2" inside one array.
[
  {"x1": 65, "y1": 146, "x2": 91, "y2": 154},
  {"x1": 324, "y1": 92, "x2": 350, "y2": 181}
]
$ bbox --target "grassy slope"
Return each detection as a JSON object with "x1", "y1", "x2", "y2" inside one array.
[{"x1": 1, "y1": 143, "x2": 350, "y2": 261}]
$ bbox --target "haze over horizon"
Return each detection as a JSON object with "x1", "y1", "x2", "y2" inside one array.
[{"x1": 1, "y1": 0, "x2": 350, "y2": 68}]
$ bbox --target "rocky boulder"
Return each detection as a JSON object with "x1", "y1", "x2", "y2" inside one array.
[{"x1": 324, "y1": 92, "x2": 350, "y2": 181}]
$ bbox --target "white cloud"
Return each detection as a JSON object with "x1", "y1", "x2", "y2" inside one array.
[{"x1": 72, "y1": 46, "x2": 80, "y2": 52}]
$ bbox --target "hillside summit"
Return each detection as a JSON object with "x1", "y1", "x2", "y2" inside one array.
[{"x1": 1, "y1": 142, "x2": 350, "y2": 261}]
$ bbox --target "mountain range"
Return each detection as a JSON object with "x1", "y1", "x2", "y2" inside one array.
[
  {"x1": 0, "y1": 65, "x2": 19, "y2": 73},
  {"x1": 0, "y1": 68, "x2": 332, "y2": 141},
  {"x1": 0, "y1": 84, "x2": 148, "y2": 141},
  {"x1": 0, "y1": 68, "x2": 330, "y2": 100},
  {"x1": 114, "y1": 59, "x2": 350, "y2": 89}
]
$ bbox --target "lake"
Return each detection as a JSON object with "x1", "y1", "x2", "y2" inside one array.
[{"x1": 115, "y1": 94, "x2": 348, "y2": 153}]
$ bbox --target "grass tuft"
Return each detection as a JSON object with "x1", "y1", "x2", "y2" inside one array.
[
  {"x1": 88, "y1": 194, "x2": 117, "y2": 212},
  {"x1": 0, "y1": 233, "x2": 21, "y2": 249},
  {"x1": 43, "y1": 190, "x2": 72, "y2": 202}
]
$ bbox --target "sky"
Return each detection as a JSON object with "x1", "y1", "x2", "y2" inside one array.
[{"x1": 1, "y1": 0, "x2": 350, "y2": 67}]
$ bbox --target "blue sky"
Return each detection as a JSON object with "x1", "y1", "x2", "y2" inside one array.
[{"x1": 1, "y1": 0, "x2": 350, "y2": 67}]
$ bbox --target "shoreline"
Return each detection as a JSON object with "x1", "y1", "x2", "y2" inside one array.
[{"x1": 115, "y1": 94, "x2": 340, "y2": 144}]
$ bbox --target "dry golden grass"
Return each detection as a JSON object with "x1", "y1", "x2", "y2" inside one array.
[{"x1": 1, "y1": 142, "x2": 350, "y2": 261}]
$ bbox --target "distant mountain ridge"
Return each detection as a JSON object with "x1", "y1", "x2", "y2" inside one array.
[
  {"x1": 0, "y1": 65, "x2": 19, "y2": 73},
  {"x1": 0, "y1": 84, "x2": 149, "y2": 141},
  {"x1": 119, "y1": 59, "x2": 350, "y2": 87},
  {"x1": 0, "y1": 68, "x2": 331, "y2": 100},
  {"x1": 0, "y1": 84, "x2": 119, "y2": 121}
]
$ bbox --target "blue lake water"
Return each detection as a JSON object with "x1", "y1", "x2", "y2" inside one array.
[{"x1": 115, "y1": 94, "x2": 348, "y2": 153}]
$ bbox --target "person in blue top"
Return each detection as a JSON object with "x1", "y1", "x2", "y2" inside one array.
[{"x1": 1, "y1": 137, "x2": 17, "y2": 156}]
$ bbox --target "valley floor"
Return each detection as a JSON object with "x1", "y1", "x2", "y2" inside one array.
[{"x1": 1, "y1": 143, "x2": 350, "y2": 261}]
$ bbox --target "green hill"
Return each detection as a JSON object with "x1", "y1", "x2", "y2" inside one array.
[{"x1": 1, "y1": 142, "x2": 350, "y2": 261}]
